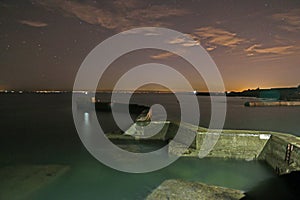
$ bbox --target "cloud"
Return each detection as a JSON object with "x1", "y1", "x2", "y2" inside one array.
[
  {"x1": 112, "y1": 0, "x2": 141, "y2": 9},
  {"x1": 245, "y1": 44, "x2": 295, "y2": 56},
  {"x1": 168, "y1": 34, "x2": 200, "y2": 47},
  {"x1": 34, "y1": 0, "x2": 119, "y2": 29},
  {"x1": 192, "y1": 26, "x2": 246, "y2": 48},
  {"x1": 128, "y1": 5, "x2": 188, "y2": 20},
  {"x1": 151, "y1": 34, "x2": 201, "y2": 59},
  {"x1": 151, "y1": 52, "x2": 174, "y2": 59},
  {"x1": 151, "y1": 27, "x2": 247, "y2": 59},
  {"x1": 151, "y1": 49, "x2": 189, "y2": 60},
  {"x1": 32, "y1": 0, "x2": 189, "y2": 30},
  {"x1": 206, "y1": 47, "x2": 216, "y2": 51},
  {"x1": 272, "y1": 9, "x2": 300, "y2": 32},
  {"x1": 19, "y1": 20, "x2": 48, "y2": 27}
]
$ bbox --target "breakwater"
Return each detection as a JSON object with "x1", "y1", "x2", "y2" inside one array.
[
  {"x1": 113, "y1": 121, "x2": 300, "y2": 199},
  {"x1": 76, "y1": 96, "x2": 150, "y2": 121},
  {"x1": 82, "y1": 97, "x2": 300, "y2": 175},
  {"x1": 108, "y1": 121, "x2": 300, "y2": 175}
]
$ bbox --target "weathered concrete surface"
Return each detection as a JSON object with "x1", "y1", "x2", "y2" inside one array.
[
  {"x1": 120, "y1": 121, "x2": 205, "y2": 147},
  {"x1": 124, "y1": 121, "x2": 170, "y2": 140},
  {"x1": 105, "y1": 121, "x2": 300, "y2": 199},
  {"x1": 107, "y1": 121, "x2": 300, "y2": 174},
  {"x1": 0, "y1": 164, "x2": 69, "y2": 200},
  {"x1": 167, "y1": 128, "x2": 270, "y2": 161},
  {"x1": 146, "y1": 179, "x2": 245, "y2": 200},
  {"x1": 258, "y1": 132, "x2": 300, "y2": 175},
  {"x1": 112, "y1": 121, "x2": 270, "y2": 160},
  {"x1": 194, "y1": 130, "x2": 270, "y2": 160},
  {"x1": 169, "y1": 122, "x2": 204, "y2": 149},
  {"x1": 169, "y1": 129, "x2": 300, "y2": 174},
  {"x1": 168, "y1": 141, "x2": 194, "y2": 156}
]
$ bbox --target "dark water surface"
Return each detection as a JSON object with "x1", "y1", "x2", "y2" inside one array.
[{"x1": 0, "y1": 93, "x2": 299, "y2": 199}]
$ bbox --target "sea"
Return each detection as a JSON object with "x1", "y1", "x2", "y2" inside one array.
[{"x1": 0, "y1": 93, "x2": 300, "y2": 199}]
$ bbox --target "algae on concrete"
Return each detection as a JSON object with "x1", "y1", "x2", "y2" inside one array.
[
  {"x1": 195, "y1": 130, "x2": 270, "y2": 160},
  {"x1": 0, "y1": 164, "x2": 69, "y2": 200},
  {"x1": 124, "y1": 121, "x2": 170, "y2": 140},
  {"x1": 259, "y1": 132, "x2": 300, "y2": 175},
  {"x1": 146, "y1": 179, "x2": 245, "y2": 200},
  {"x1": 104, "y1": 120, "x2": 300, "y2": 199},
  {"x1": 107, "y1": 120, "x2": 300, "y2": 175}
]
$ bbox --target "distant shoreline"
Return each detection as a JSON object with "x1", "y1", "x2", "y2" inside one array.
[
  {"x1": 0, "y1": 90, "x2": 225, "y2": 95},
  {"x1": 245, "y1": 100, "x2": 300, "y2": 107},
  {"x1": 227, "y1": 85, "x2": 300, "y2": 101}
]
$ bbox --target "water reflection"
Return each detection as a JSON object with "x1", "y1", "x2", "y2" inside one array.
[{"x1": 84, "y1": 112, "x2": 89, "y2": 125}]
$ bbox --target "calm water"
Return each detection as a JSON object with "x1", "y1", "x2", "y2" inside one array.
[{"x1": 0, "y1": 93, "x2": 300, "y2": 199}]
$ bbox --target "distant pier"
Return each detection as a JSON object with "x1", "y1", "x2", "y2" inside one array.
[{"x1": 245, "y1": 101, "x2": 300, "y2": 107}]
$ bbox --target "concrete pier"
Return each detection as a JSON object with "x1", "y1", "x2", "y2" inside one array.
[
  {"x1": 245, "y1": 101, "x2": 300, "y2": 107},
  {"x1": 134, "y1": 122, "x2": 300, "y2": 199},
  {"x1": 103, "y1": 104, "x2": 300, "y2": 199},
  {"x1": 146, "y1": 179, "x2": 245, "y2": 200},
  {"x1": 0, "y1": 165, "x2": 69, "y2": 200},
  {"x1": 258, "y1": 132, "x2": 300, "y2": 175},
  {"x1": 108, "y1": 121, "x2": 300, "y2": 175}
]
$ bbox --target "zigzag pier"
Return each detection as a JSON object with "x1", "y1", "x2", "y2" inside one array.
[
  {"x1": 108, "y1": 120, "x2": 300, "y2": 199},
  {"x1": 76, "y1": 97, "x2": 300, "y2": 175},
  {"x1": 108, "y1": 120, "x2": 300, "y2": 176}
]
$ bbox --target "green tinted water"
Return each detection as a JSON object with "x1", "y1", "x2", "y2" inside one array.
[
  {"x1": 2, "y1": 93, "x2": 298, "y2": 199},
  {"x1": 31, "y1": 154, "x2": 273, "y2": 200}
]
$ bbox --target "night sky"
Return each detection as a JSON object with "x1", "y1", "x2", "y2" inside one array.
[{"x1": 1, "y1": 0, "x2": 300, "y2": 91}]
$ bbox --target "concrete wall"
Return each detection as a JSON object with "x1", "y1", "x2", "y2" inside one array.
[
  {"x1": 108, "y1": 121, "x2": 300, "y2": 175},
  {"x1": 258, "y1": 132, "x2": 300, "y2": 175},
  {"x1": 166, "y1": 122, "x2": 300, "y2": 174},
  {"x1": 146, "y1": 179, "x2": 245, "y2": 200},
  {"x1": 195, "y1": 131, "x2": 270, "y2": 160}
]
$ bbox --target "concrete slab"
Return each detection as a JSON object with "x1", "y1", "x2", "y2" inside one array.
[
  {"x1": 146, "y1": 179, "x2": 245, "y2": 200},
  {"x1": 0, "y1": 164, "x2": 69, "y2": 200}
]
